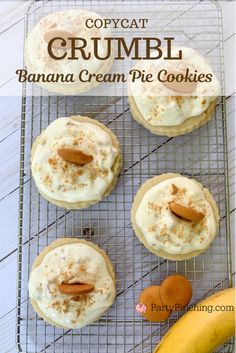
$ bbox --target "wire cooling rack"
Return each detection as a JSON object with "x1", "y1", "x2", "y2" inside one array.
[{"x1": 17, "y1": 1, "x2": 233, "y2": 352}]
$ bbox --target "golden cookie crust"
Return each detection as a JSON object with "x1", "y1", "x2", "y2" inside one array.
[
  {"x1": 29, "y1": 238, "x2": 116, "y2": 329},
  {"x1": 31, "y1": 115, "x2": 122, "y2": 209},
  {"x1": 128, "y1": 95, "x2": 217, "y2": 137},
  {"x1": 131, "y1": 173, "x2": 220, "y2": 261}
]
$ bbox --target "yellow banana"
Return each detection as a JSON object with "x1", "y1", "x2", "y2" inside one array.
[{"x1": 154, "y1": 287, "x2": 235, "y2": 353}]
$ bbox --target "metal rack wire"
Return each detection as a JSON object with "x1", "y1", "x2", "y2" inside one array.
[{"x1": 17, "y1": 1, "x2": 233, "y2": 352}]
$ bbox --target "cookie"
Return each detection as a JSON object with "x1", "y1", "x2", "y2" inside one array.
[
  {"x1": 131, "y1": 173, "x2": 219, "y2": 260},
  {"x1": 160, "y1": 274, "x2": 192, "y2": 311},
  {"x1": 28, "y1": 238, "x2": 116, "y2": 329},
  {"x1": 139, "y1": 285, "x2": 171, "y2": 322},
  {"x1": 31, "y1": 115, "x2": 122, "y2": 209},
  {"x1": 25, "y1": 10, "x2": 114, "y2": 94},
  {"x1": 128, "y1": 47, "x2": 220, "y2": 137}
]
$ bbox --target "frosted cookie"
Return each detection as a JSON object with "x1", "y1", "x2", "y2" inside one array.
[
  {"x1": 131, "y1": 173, "x2": 219, "y2": 260},
  {"x1": 25, "y1": 10, "x2": 114, "y2": 94},
  {"x1": 128, "y1": 47, "x2": 220, "y2": 136},
  {"x1": 28, "y1": 238, "x2": 116, "y2": 329},
  {"x1": 31, "y1": 116, "x2": 122, "y2": 209}
]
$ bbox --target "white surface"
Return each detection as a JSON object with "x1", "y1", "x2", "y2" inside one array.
[{"x1": 0, "y1": 1, "x2": 235, "y2": 353}]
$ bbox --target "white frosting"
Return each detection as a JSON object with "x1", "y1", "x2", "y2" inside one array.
[
  {"x1": 31, "y1": 117, "x2": 119, "y2": 203},
  {"x1": 129, "y1": 47, "x2": 220, "y2": 126},
  {"x1": 25, "y1": 10, "x2": 113, "y2": 92},
  {"x1": 28, "y1": 243, "x2": 115, "y2": 329},
  {"x1": 135, "y1": 177, "x2": 217, "y2": 255}
]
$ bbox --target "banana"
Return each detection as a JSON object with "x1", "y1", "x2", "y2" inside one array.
[{"x1": 154, "y1": 287, "x2": 235, "y2": 353}]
